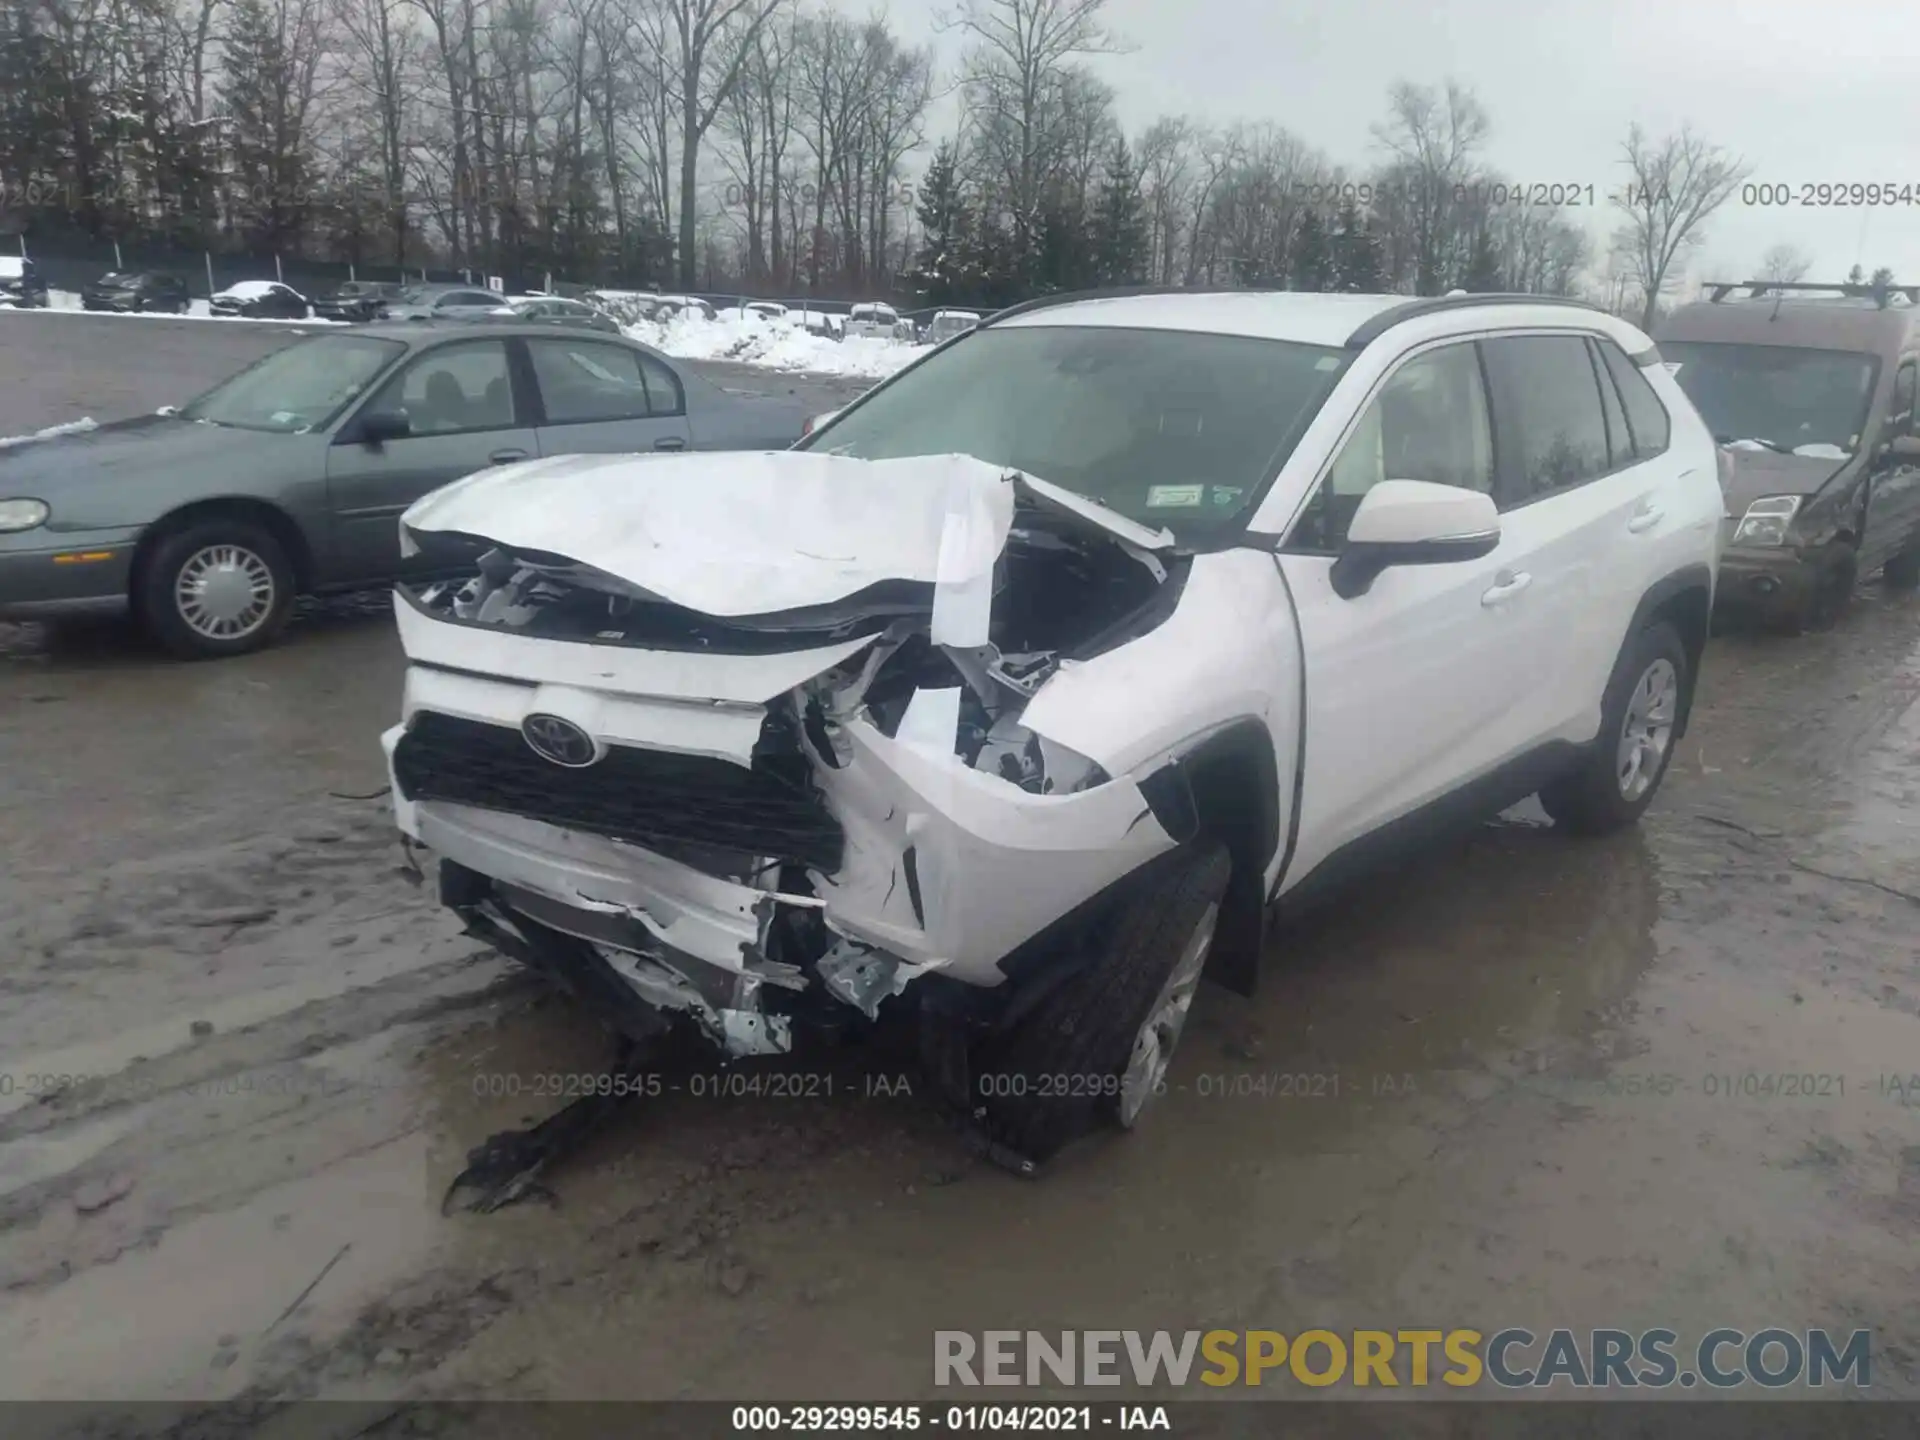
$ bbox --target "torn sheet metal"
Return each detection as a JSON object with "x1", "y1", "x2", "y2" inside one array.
[
  {"x1": 401, "y1": 451, "x2": 1020, "y2": 619},
  {"x1": 815, "y1": 939, "x2": 925, "y2": 1019},
  {"x1": 593, "y1": 944, "x2": 794, "y2": 1056},
  {"x1": 407, "y1": 798, "x2": 812, "y2": 972},
  {"x1": 811, "y1": 715, "x2": 1178, "y2": 986}
]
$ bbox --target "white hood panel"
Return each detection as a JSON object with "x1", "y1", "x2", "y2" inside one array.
[{"x1": 403, "y1": 450, "x2": 1023, "y2": 618}]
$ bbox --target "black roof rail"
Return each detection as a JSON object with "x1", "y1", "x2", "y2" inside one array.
[
  {"x1": 1342, "y1": 292, "x2": 1605, "y2": 349},
  {"x1": 1705, "y1": 280, "x2": 1920, "y2": 307}
]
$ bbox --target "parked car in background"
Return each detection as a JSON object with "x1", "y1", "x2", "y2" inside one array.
[
  {"x1": 381, "y1": 284, "x2": 509, "y2": 321},
  {"x1": 743, "y1": 300, "x2": 788, "y2": 322},
  {"x1": 844, "y1": 302, "x2": 907, "y2": 340},
  {"x1": 1657, "y1": 280, "x2": 1920, "y2": 630},
  {"x1": 81, "y1": 271, "x2": 190, "y2": 314},
  {"x1": 376, "y1": 289, "x2": 1721, "y2": 1170},
  {"x1": 0, "y1": 256, "x2": 50, "y2": 308},
  {"x1": 0, "y1": 321, "x2": 812, "y2": 658},
  {"x1": 655, "y1": 295, "x2": 717, "y2": 322},
  {"x1": 923, "y1": 309, "x2": 982, "y2": 345},
  {"x1": 209, "y1": 280, "x2": 313, "y2": 320},
  {"x1": 796, "y1": 308, "x2": 846, "y2": 339},
  {"x1": 312, "y1": 280, "x2": 399, "y2": 323},
  {"x1": 502, "y1": 295, "x2": 622, "y2": 334}
]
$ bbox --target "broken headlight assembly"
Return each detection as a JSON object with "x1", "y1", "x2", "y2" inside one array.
[
  {"x1": 0, "y1": 499, "x2": 50, "y2": 533},
  {"x1": 1730, "y1": 495, "x2": 1801, "y2": 548}
]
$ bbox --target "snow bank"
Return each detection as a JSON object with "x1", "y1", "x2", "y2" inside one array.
[
  {"x1": 624, "y1": 309, "x2": 920, "y2": 380},
  {"x1": 0, "y1": 417, "x2": 98, "y2": 449}
]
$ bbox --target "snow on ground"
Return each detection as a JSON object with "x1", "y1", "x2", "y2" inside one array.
[
  {"x1": 624, "y1": 308, "x2": 920, "y2": 380},
  {"x1": 0, "y1": 416, "x2": 97, "y2": 448},
  {"x1": 32, "y1": 288, "x2": 917, "y2": 376}
]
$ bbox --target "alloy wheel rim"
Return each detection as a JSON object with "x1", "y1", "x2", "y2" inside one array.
[
  {"x1": 174, "y1": 544, "x2": 276, "y2": 640},
  {"x1": 1118, "y1": 901, "x2": 1219, "y2": 1128},
  {"x1": 1615, "y1": 658, "x2": 1678, "y2": 801}
]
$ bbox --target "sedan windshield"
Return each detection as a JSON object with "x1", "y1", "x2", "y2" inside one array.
[
  {"x1": 1662, "y1": 341, "x2": 1879, "y2": 455},
  {"x1": 180, "y1": 334, "x2": 405, "y2": 433},
  {"x1": 799, "y1": 324, "x2": 1352, "y2": 538}
]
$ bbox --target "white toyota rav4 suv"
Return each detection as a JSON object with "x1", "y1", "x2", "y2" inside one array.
[{"x1": 384, "y1": 289, "x2": 1722, "y2": 1178}]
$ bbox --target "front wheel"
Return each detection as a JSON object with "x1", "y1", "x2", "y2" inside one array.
[
  {"x1": 1540, "y1": 621, "x2": 1688, "y2": 835},
  {"x1": 136, "y1": 519, "x2": 295, "y2": 658},
  {"x1": 972, "y1": 839, "x2": 1232, "y2": 1167}
]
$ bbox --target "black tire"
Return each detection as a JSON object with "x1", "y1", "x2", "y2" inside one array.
[
  {"x1": 1883, "y1": 545, "x2": 1920, "y2": 591},
  {"x1": 1540, "y1": 620, "x2": 1688, "y2": 836},
  {"x1": 973, "y1": 838, "x2": 1233, "y2": 1167},
  {"x1": 135, "y1": 518, "x2": 295, "y2": 659}
]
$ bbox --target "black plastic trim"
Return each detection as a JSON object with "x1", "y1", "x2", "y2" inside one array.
[
  {"x1": 1343, "y1": 293, "x2": 1606, "y2": 350},
  {"x1": 1328, "y1": 531, "x2": 1501, "y2": 598},
  {"x1": 1622, "y1": 563, "x2": 1714, "y2": 738}
]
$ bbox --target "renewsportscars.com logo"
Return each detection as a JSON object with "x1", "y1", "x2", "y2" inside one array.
[{"x1": 934, "y1": 1328, "x2": 1873, "y2": 1390}]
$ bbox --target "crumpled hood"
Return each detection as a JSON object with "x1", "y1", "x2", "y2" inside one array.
[
  {"x1": 1720, "y1": 447, "x2": 1852, "y2": 510},
  {"x1": 401, "y1": 449, "x2": 1173, "y2": 619}
]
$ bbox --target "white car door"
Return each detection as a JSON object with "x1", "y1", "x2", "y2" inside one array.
[
  {"x1": 1276, "y1": 338, "x2": 1554, "y2": 888},
  {"x1": 1474, "y1": 332, "x2": 1666, "y2": 749}
]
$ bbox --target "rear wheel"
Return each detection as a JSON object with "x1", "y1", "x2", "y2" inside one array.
[
  {"x1": 136, "y1": 518, "x2": 294, "y2": 658},
  {"x1": 973, "y1": 839, "x2": 1232, "y2": 1167},
  {"x1": 1540, "y1": 621, "x2": 1687, "y2": 835}
]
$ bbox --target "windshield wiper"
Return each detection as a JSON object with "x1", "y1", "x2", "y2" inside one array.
[{"x1": 1717, "y1": 434, "x2": 1790, "y2": 454}]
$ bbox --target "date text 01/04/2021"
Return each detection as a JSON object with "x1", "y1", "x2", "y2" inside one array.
[{"x1": 729, "y1": 1405, "x2": 1169, "y2": 1431}]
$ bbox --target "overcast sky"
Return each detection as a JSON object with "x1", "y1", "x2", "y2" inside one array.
[{"x1": 885, "y1": 0, "x2": 1920, "y2": 292}]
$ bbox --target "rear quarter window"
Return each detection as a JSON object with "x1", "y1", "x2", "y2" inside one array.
[{"x1": 1598, "y1": 340, "x2": 1672, "y2": 458}]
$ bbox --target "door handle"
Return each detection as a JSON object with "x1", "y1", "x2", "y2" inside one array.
[
  {"x1": 1480, "y1": 570, "x2": 1532, "y2": 607},
  {"x1": 488, "y1": 448, "x2": 529, "y2": 464},
  {"x1": 1627, "y1": 504, "x2": 1665, "y2": 533},
  {"x1": 654, "y1": 436, "x2": 687, "y2": 451}
]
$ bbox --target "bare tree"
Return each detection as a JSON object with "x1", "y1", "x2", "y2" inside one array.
[
  {"x1": 1611, "y1": 123, "x2": 1750, "y2": 329},
  {"x1": 948, "y1": 0, "x2": 1122, "y2": 255},
  {"x1": 1370, "y1": 78, "x2": 1490, "y2": 296},
  {"x1": 644, "y1": 0, "x2": 786, "y2": 287},
  {"x1": 1757, "y1": 241, "x2": 1812, "y2": 284}
]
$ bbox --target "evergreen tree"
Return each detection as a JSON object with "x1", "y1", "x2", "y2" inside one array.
[
  {"x1": 1034, "y1": 194, "x2": 1095, "y2": 293},
  {"x1": 1846, "y1": 263, "x2": 1865, "y2": 285},
  {"x1": 221, "y1": 0, "x2": 312, "y2": 253},
  {"x1": 1329, "y1": 200, "x2": 1383, "y2": 292},
  {"x1": 908, "y1": 141, "x2": 972, "y2": 307},
  {"x1": 1290, "y1": 208, "x2": 1332, "y2": 291},
  {"x1": 1461, "y1": 226, "x2": 1501, "y2": 291},
  {"x1": 1089, "y1": 138, "x2": 1147, "y2": 287},
  {"x1": 1869, "y1": 265, "x2": 1896, "y2": 289}
]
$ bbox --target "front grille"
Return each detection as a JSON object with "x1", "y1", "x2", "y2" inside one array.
[{"x1": 394, "y1": 712, "x2": 843, "y2": 870}]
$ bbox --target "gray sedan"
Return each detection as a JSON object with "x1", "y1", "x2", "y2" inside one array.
[{"x1": 0, "y1": 321, "x2": 809, "y2": 656}]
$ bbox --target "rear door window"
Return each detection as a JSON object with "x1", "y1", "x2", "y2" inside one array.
[
  {"x1": 1481, "y1": 335, "x2": 1612, "y2": 505},
  {"x1": 528, "y1": 338, "x2": 682, "y2": 422}
]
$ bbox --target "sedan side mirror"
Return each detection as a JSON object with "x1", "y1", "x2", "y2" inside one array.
[
  {"x1": 1330, "y1": 480, "x2": 1501, "y2": 599},
  {"x1": 360, "y1": 408, "x2": 412, "y2": 444},
  {"x1": 1881, "y1": 433, "x2": 1920, "y2": 461}
]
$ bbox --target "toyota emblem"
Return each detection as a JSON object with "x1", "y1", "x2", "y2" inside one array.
[{"x1": 521, "y1": 713, "x2": 601, "y2": 768}]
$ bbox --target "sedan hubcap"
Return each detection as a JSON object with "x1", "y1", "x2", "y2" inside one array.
[
  {"x1": 175, "y1": 545, "x2": 275, "y2": 640},
  {"x1": 1615, "y1": 658, "x2": 1678, "y2": 801},
  {"x1": 1118, "y1": 901, "x2": 1219, "y2": 1128}
]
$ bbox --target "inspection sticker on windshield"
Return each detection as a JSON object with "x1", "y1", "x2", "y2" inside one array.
[
  {"x1": 1146, "y1": 484, "x2": 1205, "y2": 508},
  {"x1": 1210, "y1": 486, "x2": 1245, "y2": 508}
]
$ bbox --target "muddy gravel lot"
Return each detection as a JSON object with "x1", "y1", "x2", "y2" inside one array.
[{"x1": 1, "y1": 310, "x2": 1917, "y2": 1425}]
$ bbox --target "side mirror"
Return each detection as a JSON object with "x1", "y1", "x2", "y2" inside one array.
[
  {"x1": 1330, "y1": 480, "x2": 1501, "y2": 599},
  {"x1": 360, "y1": 408, "x2": 412, "y2": 444},
  {"x1": 1883, "y1": 433, "x2": 1920, "y2": 461}
]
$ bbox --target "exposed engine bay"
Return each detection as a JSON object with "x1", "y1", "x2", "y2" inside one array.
[{"x1": 386, "y1": 451, "x2": 1195, "y2": 1066}]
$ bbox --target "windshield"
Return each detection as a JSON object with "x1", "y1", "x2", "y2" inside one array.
[
  {"x1": 180, "y1": 334, "x2": 405, "y2": 433},
  {"x1": 1662, "y1": 341, "x2": 1880, "y2": 456},
  {"x1": 799, "y1": 324, "x2": 1351, "y2": 538}
]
